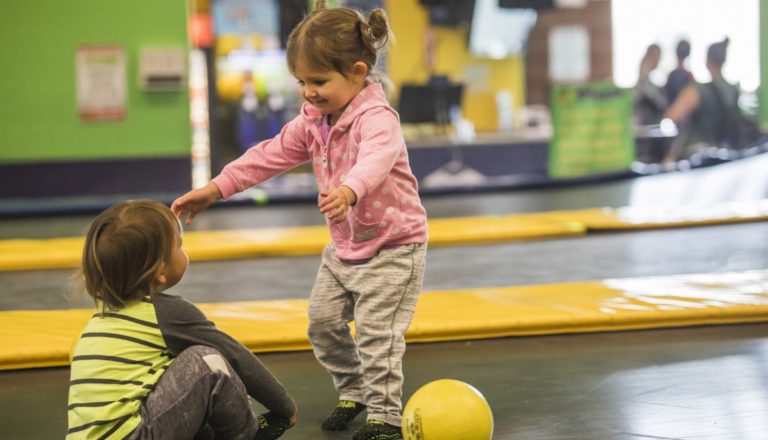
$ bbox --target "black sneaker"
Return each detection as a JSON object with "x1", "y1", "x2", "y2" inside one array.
[
  {"x1": 352, "y1": 420, "x2": 403, "y2": 440},
  {"x1": 321, "y1": 400, "x2": 366, "y2": 431},
  {"x1": 254, "y1": 412, "x2": 290, "y2": 440}
]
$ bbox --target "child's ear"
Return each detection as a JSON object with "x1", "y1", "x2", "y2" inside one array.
[
  {"x1": 155, "y1": 264, "x2": 167, "y2": 287},
  {"x1": 352, "y1": 62, "x2": 368, "y2": 81}
]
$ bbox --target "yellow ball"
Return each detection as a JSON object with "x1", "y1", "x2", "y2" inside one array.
[{"x1": 402, "y1": 379, "x2": 494, "y2": 440}]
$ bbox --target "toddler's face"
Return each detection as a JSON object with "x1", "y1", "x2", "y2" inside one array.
[{"x1": 293, "y1": 56, "x2": 365, "y2": 123}]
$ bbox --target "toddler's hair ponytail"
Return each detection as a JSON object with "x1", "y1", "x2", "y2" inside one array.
[
  {"x1": 360, "y1": 8, "x2": 393, "y2": 52},
  {"x1": 286, "y1": 4, "x2": 394, "y2": 94}
]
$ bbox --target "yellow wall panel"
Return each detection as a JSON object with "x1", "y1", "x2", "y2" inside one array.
[{"x1": 388, "y1": 0, "x2": 525, "y2": 132}]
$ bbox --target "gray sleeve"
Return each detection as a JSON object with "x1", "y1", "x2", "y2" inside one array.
[{"x1": 153, "y1": 293, "x2": 296, "y2": 418}]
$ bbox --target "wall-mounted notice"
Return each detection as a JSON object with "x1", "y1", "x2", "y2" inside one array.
[
  {"x1": 76, "y1": 45, "x2": 127, "y2": 122},
  {"x1": 139, "y1": 47, "x2": 186, "y2": 91},
  {"x1": 548, "y1": 25, "x2": 590, "y2": 83}
]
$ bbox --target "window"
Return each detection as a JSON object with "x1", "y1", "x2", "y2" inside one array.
[{"x1": 612, "y1": 0, "x2": 759, "y2": 91}]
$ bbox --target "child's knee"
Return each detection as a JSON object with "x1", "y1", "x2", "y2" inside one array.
[
  {"x1": 307, "y1": 302, "x2": 328, "y2": 324},
  {"x1": 307, "y1": 318, "x2": 346, "y2": 341},
  {"x1": 179, "y1": 345, "x2": 232, "y2": 377},
  {"x1": 307, "y1": 320, "x2": 327, "y2": 340},
  {"x1": 181, "y1": 345, "x2": 221, "y2": 359}
]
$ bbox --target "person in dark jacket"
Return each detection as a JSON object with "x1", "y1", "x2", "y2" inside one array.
[
  {"x1": 664, "y1": 38, "x2": 741, "y2": 160},
  {"x1": 665, "y1": 39, "x2": 693, "y2": 104}
]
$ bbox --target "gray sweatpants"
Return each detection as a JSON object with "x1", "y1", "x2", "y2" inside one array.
[
  {"x1": 128, "y1": 345, "x2": 259, "y2": 440},
  {"x1": 307, "y1": 243, "x2": 427, "y2": 427}
]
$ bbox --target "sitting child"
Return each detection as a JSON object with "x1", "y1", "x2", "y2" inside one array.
[{"x1": 67, "y1": 199, "x2": 297, "y2": 439}]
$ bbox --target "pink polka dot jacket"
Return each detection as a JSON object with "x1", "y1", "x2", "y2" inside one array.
[{"x1": 212, "y1": 82, "x2": 428, "y2": 261}]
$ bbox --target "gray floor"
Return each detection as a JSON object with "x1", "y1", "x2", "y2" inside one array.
[
  {"x1": 1, "y1": 154, "x2": 768, "y2": 439},
  {"x1": 4, "y1": 324, "x2": 768, "y2": 440}
]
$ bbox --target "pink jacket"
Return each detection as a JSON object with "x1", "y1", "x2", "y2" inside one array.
[{"x1": 212, "y1": 82, "x2": 428, "y2": 260}]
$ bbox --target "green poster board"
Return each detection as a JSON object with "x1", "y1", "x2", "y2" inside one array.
[{"x1": 549, "y1": 82, "x2": 635, "y2": 178}]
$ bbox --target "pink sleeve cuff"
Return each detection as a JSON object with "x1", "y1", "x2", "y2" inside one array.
[
  {"x1": 342, "y1": 175, "x2": 368, "y2": 202},
  {"x1": 211, "y1": 175, "x2": 237, "y2": 200}
]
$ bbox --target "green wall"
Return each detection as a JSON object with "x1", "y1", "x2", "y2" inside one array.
[{"x1": 0, "y1": 1, "x2": 189, "y2": 163}]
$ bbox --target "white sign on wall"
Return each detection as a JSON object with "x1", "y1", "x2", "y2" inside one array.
[
  {"x1": 548, "y1": 25, "x2": 590, "y2": 83},
  {"x1": 139, "y1": 47, "x2": 186, "y2": 91},
  {"x1": 76, "y1": 45, "x2": 127, "y2": 122}
]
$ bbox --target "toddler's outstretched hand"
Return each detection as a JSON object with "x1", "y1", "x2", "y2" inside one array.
[
  {"x1": 171, "y1": 182, "x2": 222, "y2": 225},
  {"x1": 319, "y1": 185, "x2": 356, "y2": 224}
]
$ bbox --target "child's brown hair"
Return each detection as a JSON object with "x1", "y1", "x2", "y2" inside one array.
[
  {"x1": 79, "y1": 199, "x2": 180, "y2": 312},
  {"x1": 286, "y1": 0, "x2": 393, "y2": 80}
]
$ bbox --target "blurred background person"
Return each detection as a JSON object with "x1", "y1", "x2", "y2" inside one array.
[
  {"x1": 633, "y1": 43, "x2": 667, "y2": 126},
  {"x1": 665, "y1": 39, "x2": 693, "y2": 105},
  {"x1": 664, "y1": 38, "x2": 741, "y2": 160}
]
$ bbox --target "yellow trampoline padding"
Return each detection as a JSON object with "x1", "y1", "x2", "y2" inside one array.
[
  {"x1": 538, "y1": 199, "x2": 768, "y2": 231},
  {"x1": 2, "y1": 199, "x2": 768, "y2": 272},
  {"x1": 0, "y1": 237, "x2": 86, "y2": 271},
  {"x1": 2, "y1": 270, "x2": 768, "y2": 371},
  {"x1": 0, "y1": 215, "x2": 584, "y2": 272}
]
